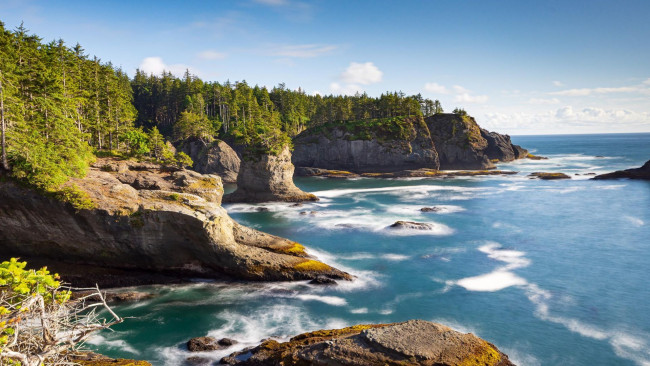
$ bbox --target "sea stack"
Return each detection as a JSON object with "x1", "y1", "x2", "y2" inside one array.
[
  {"x1": 179, "y1": 138, "x2": 241, "y2": 183},
  {"x1": 593, "y1": 160, "x2": 650, "y2": 180},
  {"x1": 224, "y1": 145, "x2": 318, "y2": 203}
]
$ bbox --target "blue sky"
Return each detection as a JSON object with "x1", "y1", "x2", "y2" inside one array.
[{"x1": 2, "y1": 0, "x2": 650, "y2": 134}]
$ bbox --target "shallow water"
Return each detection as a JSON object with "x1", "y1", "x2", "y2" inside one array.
[{"x1": 91, "y1": 133, "x2": 650, "y2": 366}]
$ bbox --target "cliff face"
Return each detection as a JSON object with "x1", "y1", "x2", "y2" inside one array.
[
  {"x1": 292, "y1": 116, "x2": 439, "y2": 172},
  {"x1": 222, "y1": 320, "x2": 514, "y2": 366},
  {"x1": 0, "y1": 158, "x2": 348, "y2": 282},
  {"x1": 224, "y1": 145, "x2": 318, "y2": 203},
  {"x1": 179, "y1": 139, "x2": 240, "y2": 183},
  {"x1": 480, "y1": 128, "x2": 529, "y2": 162},
  {"x1": 425, "y1": 114, "x2": 494, "y2": 170}
]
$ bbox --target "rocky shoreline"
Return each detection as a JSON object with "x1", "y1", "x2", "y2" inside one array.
[
  {"x1": 0, "y1": 158, "x2": 348, "y2": 286},
  {"x1": 594, "y1": 159, "x2": 650, "y2": 180}
]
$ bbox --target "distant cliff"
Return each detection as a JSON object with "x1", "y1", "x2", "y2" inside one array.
[
  {"x1": 0, "y1": 158, "x2": 349, "y2": 283},
  {"x1": 293, "y1": 116, "x2": 439, "y2": 172},
  {"x1": 292, "y1": 113, "x2": 526, "y2": 172}
]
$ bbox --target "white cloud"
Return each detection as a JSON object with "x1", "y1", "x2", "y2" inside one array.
[
  {"x1": 483, "y1": 106, "x2": 650, "y2": 134},
  {"x1": 552, "y1": 80, "x2": 564, "y2": 87},
  {"x1": 272, "y1": 44, "x2": 337, "y2": 58},
  {"x1": 139, "y1": 57, "x2": 195, "y2": 77},
  {"x1": 311, "y1": 90, "x2": 322, "y2": 96},
  {"x1": 453, "y1": 85, "x2": 469, "y2": 94},
  {"x1": 528, "y1": 97, "x2": 560, "y2": 105},
  {"x1": 455, "y1": 93, "x2": 488, "y2": 104},
  {"x1": 550, "y1": 80, "x2": 650, "y2": 96},
  {"x1": 197, "y1": 50, "x2": 226, "y2": 60},
  {"x1": 340, "y1": 62, "x2": 383, "y2": 85},
  {"x1": 330, "y1": 82, "x2": 362, "y2": 96},
  {"x1": 424, "y1": 82, "x2": 449, "y2": 94},
  {"x1": 643, "y1": 78, "x2": 650, "y2": 85}
]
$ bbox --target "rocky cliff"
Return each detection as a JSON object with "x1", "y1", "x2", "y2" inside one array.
[
  {"x1": 224, "y1": 145, "x2": 318, "y2": 203},
  {"x1": 179, "y1": 139, "x2": 240, "y2": 183},
  {"x1": 594, "y1": 159, "x2": 650, "y2": 180},
  {"x1": 222, "y1": 320, "x2": 514, "y2": 366},
  {"x1": 0, "y1": 158, "x2": 349, "y2": 282},
  {"x1": 292, "y1": 114, "x2": 527, "y2": 173},
  {"x1": 292, "y1": 116, "x2": 440, "y2": 172}
]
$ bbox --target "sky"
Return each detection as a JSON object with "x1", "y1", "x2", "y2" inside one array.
[{"x1": 2, "y1": 0, "x2": 650, "y2": 135}]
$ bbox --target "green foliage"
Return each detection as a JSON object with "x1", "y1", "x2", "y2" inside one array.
[
  {"x1": 0, "y1": 258, "x2": 70, "y2": 348},
  {"x1": 121, "y1": 128, "x2": 150, "y2": 157},
  {"x1": 173, "y1": 151, "x2": 193, "y2": 169},
  {"x1": 55, "y1": 184, "x2": 95, "y2": 210},
  {"x1": 174, "y1": 111, "x2": 215, "y2": 144},
  {"x1": 453, "y1": 107, "x2": 468, "y2": 116}
]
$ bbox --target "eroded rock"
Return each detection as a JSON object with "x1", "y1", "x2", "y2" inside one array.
[
  {"x1": 221, "y1": 320, "x2": 514, "y2": 366},
  {"x1": 594, "y1": 160, "x2": 650, "y2": 180}
]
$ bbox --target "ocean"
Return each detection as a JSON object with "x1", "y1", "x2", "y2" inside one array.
[{"x1": 90, "y1": 133, "x2": 650, "y2": 365}]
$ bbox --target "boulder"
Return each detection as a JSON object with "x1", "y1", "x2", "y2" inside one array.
[
  {"x1": 0, "y1": 157, "x2": 350, "y2": 283},
  {"x1": 221, "y1": 320, "x2": 514, "y2": 366},
  {"x1": 224, "y1": 145, "x2": 318, "y2": 203},
  {"x1": 187, "y1": 336, "x2": 237, "y2": 352},
  {"x1": 420, "y1": 207, "x2": 442, "y2": 212},
  {"x1": 179, "y1": 139, "x2": 240, "y2": 183},
  {"x1": 292, "y1": 116, "x2": 439, "y2": 172},
  {"x1": 593, "y1": 160, "x2": 650, "y2": 180}
]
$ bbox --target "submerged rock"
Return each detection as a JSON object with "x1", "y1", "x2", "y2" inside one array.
[
  {"x1": 529, "y1": 172, "x2": 571, "y2": 180},
  {"x1": 0, "y1": 157, "x2": 350, "y2": 283},
  {"x1": 593, "y1": 160, "x2": 650, "y2": 180},
  {"x1": 389, "y1": 221, "x2": 433, "y2": 230},
  {"x1": 224, "y1": 145, "x2": 318, "y2": 203},
  {"x1": 420, "y1": 206, "x2": 442, "y2": 212},
  {"x1": 221, "y1": 320, "x2": 514, "y2": 365},
  {"x1": 179, "y1": 138, "x2": 241, "y2": 183},
  {"x1": 309, "y1": 276, "x2": 338, "y2": 285}
]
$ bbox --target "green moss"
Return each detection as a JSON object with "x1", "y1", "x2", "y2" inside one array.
[
  {"x1": 275, "y1": 242, "x2": 307, "y2": 256},
  {"x1": 305, "y1": 116, "x2": 422, "y2": 145},
  {"x1": 293, "y1": 259, "x2": 332, "y2": 272},
  {"x1": 128, "y1": 210, "x2": 145, "y2": 228},
  {"x1": 167, "y1": 193, "x2": 182, "y2": 201},
  {"x1": 458, "y1": 341, "x2": 501, "y2": 366}
]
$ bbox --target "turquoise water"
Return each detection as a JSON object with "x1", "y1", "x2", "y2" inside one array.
[{"x1": 91, "y1": 133, "x2": 650, "y2": 366}]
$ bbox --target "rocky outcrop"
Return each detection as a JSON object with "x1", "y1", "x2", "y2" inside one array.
[
  {"x1": 480, "y1": 128, "x2": 528, "y2": 162},
  {"x1": 594, "y1": 160, "x2": 650, "y2": 180},
  {"x1": 424, "y1": 114, "x2": 492, "y2": 170},
  {"x1": 293, "y1": 116, "x2": 439, "y2": 172},
  {"x1": 224, "y1": 145, "x2": 318, "y2": 203},
  {"x1": 71, "y1": 352, "x2": 152, "y2": 366},
  {"x1": 221, "y1": 320, "x2": 514, "y2": 366},
  {"x1": 0, "y1": 158, "x2": 349, "y2": 283},
  {"x1": 389, "y1": 221, "x2": 434, "y2": 230},
  {"x1": 179, "y1": 139, "x2": 240, "y2": 183}
]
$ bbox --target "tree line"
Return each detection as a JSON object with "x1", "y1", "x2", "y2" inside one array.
[{"x1": 0, "y1": 21, "x2": 452, "y2": 195}]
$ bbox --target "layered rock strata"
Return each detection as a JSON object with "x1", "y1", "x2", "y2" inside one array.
[
  {"x1": 224, "y1": 145, "x2": 318, "y2": 203},
  {"x1": 0, "y1": 158, "x2": 348, "y2": 282}
]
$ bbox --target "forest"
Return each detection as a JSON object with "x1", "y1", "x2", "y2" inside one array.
[{"x1": 0, "y1": 22, "x2": 449, "y2": 196}]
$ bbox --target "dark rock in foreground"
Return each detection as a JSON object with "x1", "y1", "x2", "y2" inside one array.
[
  {"x1": 529, "y1": 172, "x2": 571, "y2": 180},
  {"x1": 71, "y1": 352, "x2": 151, "y2": 366},
  {"x1": 594, "y1": 160, "x2": 650, "y2": 180},
  {"x1": 187, "y1": 336, "x2": 237, "y2": 352},
  {"x1": 221, "y1": 320, "x2": 514, "y2": 366},
  {"x1": 309, "y1": 276, "x2": 338, "y2": 285},
  {"x1": 224, "y1": 145, "x2": 318, "y2": 203}
]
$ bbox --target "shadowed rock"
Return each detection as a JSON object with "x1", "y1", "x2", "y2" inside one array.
[
  {"x1": 179, "y1": 139, "x2": 241, "y2": 183},
  {"x1": 529, "y1": 172, "x2": 571, "y2": 180},
  {"x1": 594, "y1": 160, "x2": 650, "y2": 180}
]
